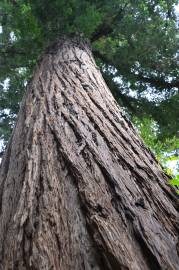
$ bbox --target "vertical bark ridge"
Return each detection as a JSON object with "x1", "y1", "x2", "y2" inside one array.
[{"x1": 0, "y1": 37, "x2": 178, "y2": 269}]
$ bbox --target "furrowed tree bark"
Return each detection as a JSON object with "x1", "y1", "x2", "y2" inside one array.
[{"x1": 0, "y1": 37, "x2": 179, "y2": 270}]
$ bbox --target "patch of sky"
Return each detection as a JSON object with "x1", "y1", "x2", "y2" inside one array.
[
  {"x1": 10, "y1": 32, "x2": 17, "y2": 42},
  {"x1": 1, "y1": 78, "x2": 10, "y2": 92}
]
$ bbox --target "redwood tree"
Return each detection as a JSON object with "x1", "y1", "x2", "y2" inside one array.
[
  {"x1": 1, "y1": 1, "x2": 179, "y2": 145},
  {"x1": 0, "y1": 37, "x2": 179, "y2": 269}
]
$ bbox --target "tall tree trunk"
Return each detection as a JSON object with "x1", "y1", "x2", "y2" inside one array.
[{"x1": 0, "y1": 37, "x2": 178, "y2": 270}]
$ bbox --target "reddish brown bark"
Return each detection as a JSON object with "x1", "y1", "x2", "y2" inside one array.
[{"x1": 0, "y1": 37, "x2": 178, "y2": 270}]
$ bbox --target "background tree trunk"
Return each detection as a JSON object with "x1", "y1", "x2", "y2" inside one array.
[{"x1": 0, "y1": 37, "x2": 178, "y2": 270}]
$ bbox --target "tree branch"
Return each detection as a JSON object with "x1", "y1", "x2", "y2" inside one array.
[
  {"x1": 136, "y1": 73, "x2": 179, "y2": 90},
  {"x1": 0, "y1": 47, "x2": 26, "y2": 56},
  {"x1": 93, "y1": 50, "x2": 179, "y2": 90},
  {"x1": 102, "y1": 72, "x2": 154, "y2": 116},
  {"x1": 91, "y1": 3, "x2": 129, "y2": 42}
]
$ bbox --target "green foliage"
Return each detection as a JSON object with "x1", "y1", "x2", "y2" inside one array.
[
  {"x1": 133, "y1": 117, "x2": 179, "y2": 159},
  {"x1": 169, "y1": 175, "x2": 179, "y2": 186},
  {"x1": 0, "y1": 67, "x2": 30, "y2": 142},
  {"x1": 73, "y1": 5, "x2": 103, "y2": 36},
  {"x1": 133, "y1": 116, "x2": 179, "y2": 191},
  {"x1": 169, "y1": 175, "x2": 179, "y2": 194}
]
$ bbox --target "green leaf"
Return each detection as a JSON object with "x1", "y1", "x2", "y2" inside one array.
[{"x1": 169, "y1": 176, "x2": 179, "y2": 186}]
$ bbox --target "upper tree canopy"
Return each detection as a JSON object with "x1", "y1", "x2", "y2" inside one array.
[{"x1": 0, "y1": 0, "x2": 178, "y2": 146}]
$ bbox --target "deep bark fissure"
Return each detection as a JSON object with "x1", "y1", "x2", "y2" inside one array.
[
  {"x1": 48, "y1": 101, "x2": 151, "y2": 270},
  {"x1": 133, "y1": 223, "x2": 162, "y2": 270},
  {"x1": 49, "y1": 110, "x2": 178, "y2": 269},
  {"x1": 50, "y1": 128, "x2": 109, "y2": 270}
]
